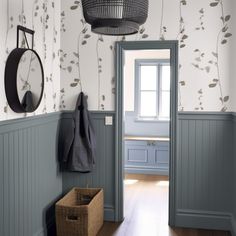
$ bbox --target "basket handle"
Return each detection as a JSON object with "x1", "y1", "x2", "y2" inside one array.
[{"x1": 66, "y1": 215, "x2": 80, "y2": 222}]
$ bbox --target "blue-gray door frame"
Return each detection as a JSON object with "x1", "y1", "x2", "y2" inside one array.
[{"x1": 115, "y1": 40, "x2": 178, "y2": 226}]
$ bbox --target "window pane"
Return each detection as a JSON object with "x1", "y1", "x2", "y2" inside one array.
[
  {"x1": 160, "y1": 91, "x2": 170, "y2": 118},
  {"x1": 140, "y1": 91, "x2": 156, "y2": 117},
  {"x1": 140, "y1": 66, "x2": 157, "y2": 90},
  {"x1": 161, "y1": 65, "x2": 170, "y2": 91}
]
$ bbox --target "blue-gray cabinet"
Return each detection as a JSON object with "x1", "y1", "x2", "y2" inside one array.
[{"x1": 124, "y1": 138, "x2": 169, "y2": 175}]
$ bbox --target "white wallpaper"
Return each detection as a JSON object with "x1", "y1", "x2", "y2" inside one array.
[
  {"x1": 0, "y1": 0, "x2": 61, "y2": 121},
  {"x1": 61, "y1": 0, "x2": 234, "y2": 112},
  {"x1": 0, "y1": 0, "x2": 234, "y2": 122},
  {"x1": 231, "y1": 1, "x2": 236, "y2": 112}
]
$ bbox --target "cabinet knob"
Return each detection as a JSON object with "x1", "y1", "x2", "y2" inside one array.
[{"x1": 147, "y1": 140, "x2": 156, "y2": 146}]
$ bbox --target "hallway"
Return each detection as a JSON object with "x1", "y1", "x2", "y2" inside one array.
[{"x1": 98, "y1": 174, "x2": 230, "y2": 236}]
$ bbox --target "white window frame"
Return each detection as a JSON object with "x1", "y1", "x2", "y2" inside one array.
[{"x1": 135, "y1": 59, "x2": 170, "y2": 121}]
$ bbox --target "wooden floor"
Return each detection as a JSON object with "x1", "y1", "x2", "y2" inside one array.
[{"x1": 98, "y1": 174, "x2": 230, "y2": 236}]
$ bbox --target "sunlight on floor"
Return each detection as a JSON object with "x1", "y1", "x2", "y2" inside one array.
[
  {"x1": 156, "y1": 180, "x2": 169, "y2": 187},
  {"x1": 124, "y1": 179, "x2": 139, "y2": 185}
]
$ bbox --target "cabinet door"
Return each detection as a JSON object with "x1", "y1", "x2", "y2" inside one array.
[
  {"x1": 125, "y1": 141, "x2": 150, "y2": 167},
  {"x1": 153, "y1": 142, "x2": 169, "y2": 171},
  {"x1": 125, "y1": 140, "x2": 169, "y2": 175}
]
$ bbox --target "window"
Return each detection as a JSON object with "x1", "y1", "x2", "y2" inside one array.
[{"x1": 136, "y1": 60, "x2": 170, "y2": 120}]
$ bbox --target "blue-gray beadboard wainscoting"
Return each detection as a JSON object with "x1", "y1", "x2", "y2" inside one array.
[
  {"x1": 59, "y1": 111, "x2": 116, "y2": 222},
  {"x1": 1, "y1": 111, "x2": 236, "y2": 236},
  {"x1": 232, "y1": 113, "x2": 236, "y2": 236},
  {"x1": 177, "y1": 112, "x2": 234, "y2": 234},
  {"x1": 0, "y1": 112, "x2": 62, "y2": 236}
]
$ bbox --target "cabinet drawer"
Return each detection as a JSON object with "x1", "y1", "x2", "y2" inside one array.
[
  {"x1": 125, "y1": 140, "x2": 149, "y2": 146},
  {"x1": 154, "y1": 141, "x2": 169, "y2": 148}
]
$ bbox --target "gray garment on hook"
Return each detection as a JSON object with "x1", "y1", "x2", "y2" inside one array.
[
  {"x1": 62, "y1": 92, "x2": 96, "y2": 172},
  {"x1": 21, "y1": 90, "x2": 34, "y2": 112}
]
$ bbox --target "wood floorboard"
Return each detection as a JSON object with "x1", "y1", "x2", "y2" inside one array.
[{"x1": 98, "y1": 174, "x2": 230, "y2": 236}]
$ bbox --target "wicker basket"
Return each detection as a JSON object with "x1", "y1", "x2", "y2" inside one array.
[{"x1": 56, "y1": 188, "x2": 104, "y2": 236}]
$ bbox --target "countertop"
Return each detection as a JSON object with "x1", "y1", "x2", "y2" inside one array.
[{"x1": 124, "y1": 136, "x2": 170, "y2": 142}]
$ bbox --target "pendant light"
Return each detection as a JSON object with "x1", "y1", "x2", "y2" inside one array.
[{"x1": 82, "y1": 0, "x2": 149, "y2": 36}]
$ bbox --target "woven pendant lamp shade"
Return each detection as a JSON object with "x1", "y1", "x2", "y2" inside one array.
[{"x1": 82, "y1": 0, "x2": 149, "y2": 35}]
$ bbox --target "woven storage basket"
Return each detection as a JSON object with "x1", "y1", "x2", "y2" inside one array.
[{"x1": 56, "y1": 188, "x2": 104, "y2": 236}]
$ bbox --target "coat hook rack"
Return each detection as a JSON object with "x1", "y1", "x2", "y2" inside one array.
[{"x1": 17, "y1": 25, "x2": 35, "y2": 49}]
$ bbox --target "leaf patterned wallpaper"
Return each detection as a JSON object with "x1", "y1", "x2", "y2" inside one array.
[
  {"x1": 61, "y1": 0, "x2": 234, "y2": 112},
  {"x1": 0, "y1": 0, "x2": 61, "y2": 121},
  {"x1": 0, "y1": 0, "x2": 234, "y2": 121}
]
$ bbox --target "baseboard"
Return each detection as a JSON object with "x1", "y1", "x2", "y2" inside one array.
[
  {"x1": 34, "y1": 217, "x2": 56, "y2": 236},
  {"x1": 231, "y1": 215, "x2": 236, "y2": 236},
  {"x1": 175, "y1": 209, "x2": 232, "y2": 231},
  {"x1": 104, "y1": 205, "x2": 115, "y2": 221},
  {"x1": 125, "y1": 167, "x2": 169, "y2": 176}
]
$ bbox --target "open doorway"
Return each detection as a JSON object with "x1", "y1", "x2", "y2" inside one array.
[
  {"x1": 115, "y1": 41, "x2": 178, "y2": 228},
  {"x1": 123, "y1": 49, "x2": 171, "y2": 233}
]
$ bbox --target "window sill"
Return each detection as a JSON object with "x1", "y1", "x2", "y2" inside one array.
[{"x1": 134, "y1": 118, "x2": 170, "y2": 123}]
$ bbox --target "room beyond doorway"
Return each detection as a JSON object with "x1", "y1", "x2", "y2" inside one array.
[{"x1": 115, "y1": 41, "x2": 178, "y2": 225}]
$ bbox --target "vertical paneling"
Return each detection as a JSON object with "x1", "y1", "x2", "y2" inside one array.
[
  {"x1": 175, "y1": 113, "x2": 234, "y2": 230},
  {"x1": 13, "y1": 131, "x2": 18, "y2": 236},
  {"x1": 0, "y1": 113, "x2": 62, "y2": 236},
  {"x1": 60, "y1": 112, "x2": 116, "y2": 220},
  {"x1": 3, "y1": 133, "x2": 9, "y2": 236},
  {"x1": 232, "y1": 114, "x2": 236, "y2": 234},
  {"x1": 177, "y1": 113, "x2": 233, "y2": 214},
  {"x1": 0, "y1": 134, "x2": 3, "y2": 236},
  {"x1": 188, "y1": 120, "x2": 196, "y2": 209},
  {"x1": 181, "y1": 119, "x2": 189, "y2": 208},
  {"x1": 1, "y1": 111, "x2": 235, "y2": 234},
  {"x1": 195, "y1": 120, "x2": 202, "y2": 210}
]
